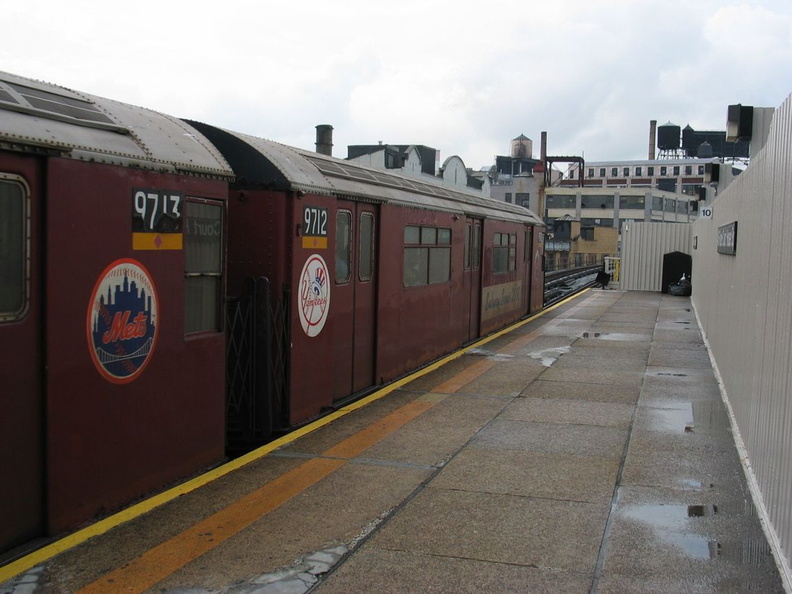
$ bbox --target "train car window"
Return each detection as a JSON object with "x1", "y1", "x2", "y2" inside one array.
[
  {"x1": 359, "y1": 212, "x2": 374, "y2": 282},
  {"x1": 428, "y1": 244, "x2": 450, "y2": 284},
  {"x1": 472, "y1": 224, "x2": 481, "y2": 269},
  {"x1": 404, "y1": 226, "x2": 420, "y2": 244},
  {"x1": 403, "y1": 246, "x2": 428, "y2": 287},
  {"x1": 0, "y1": 178, "x2": 27, "y2": 321},
  {"x1": 336, "y1": 211, "x2": 352, "y2": 284},
  {"x1": 421, "y1": 227, "x2": 437, "y2": 244},
  {"x1": 464, "y1": 224, "x2": 471, "y2": 270},
  {"x1": 403, "y1": 225, "x2": 451, "y2": 287},
  {"x1": 184, "y1": 199, "x2": 223, "y2": 334},
  {"x1": 493, "y1": 232, "x2": 517, "y2": 274},
  {"x1": 509, "y1": 233, "x2": 517, "y2": 270}
]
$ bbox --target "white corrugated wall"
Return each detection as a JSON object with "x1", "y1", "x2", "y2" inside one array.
[
  {"x1": 691, "y1": 93, "x2": 792, "y2": 587},
  {"x1": 619, "y1": 222, "x2": 691, "y2": 291}
]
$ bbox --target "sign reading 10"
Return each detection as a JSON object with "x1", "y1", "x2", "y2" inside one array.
[{"x1": 303, "y1": 206, "x2": 328, "y2": 237}]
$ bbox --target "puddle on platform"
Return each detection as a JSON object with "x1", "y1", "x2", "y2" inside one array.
[
  {"x1": 646, "y1": 406, "x2": 694, "y2": 433},
  {"x1": 645, "y1": 402, "x2": 732, "y2": 435},
  {"x1": 622, "y1": 502, "x2": 776, "y2": 566},
  {"x1": 583, "y1": 332, "x2": 648, "y2": 342},
  {"x1": 527, "y1": 346, "x2": 570, "y2": 367},
  {"x1": 680, "y1": 478, "x2": 715, "y2": 490},
  {"x1": 467, "y1": 348, "x2": 513, "y2": 361},
  {"x1": 623, "y1": 503, "x2": 720, "y2": 559}
]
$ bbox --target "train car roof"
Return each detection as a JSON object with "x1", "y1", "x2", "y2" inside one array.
[
  {"x1": 187, "y1": 121, "x2": 544, "y2": 226},
  {"x1": 0, "y1": 71, "x2": 233, "y2": 178}
]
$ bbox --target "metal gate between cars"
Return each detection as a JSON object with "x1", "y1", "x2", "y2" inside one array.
[{"x1": 225, "y1": 277, "x2": 289, "y2": 455}]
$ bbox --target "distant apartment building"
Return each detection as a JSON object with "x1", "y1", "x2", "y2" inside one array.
[
  {"x1": 545, "y1": 187, "x2": 698, "y2": 233},
  {"x1": 562, "y1": 157, "x2": 736, "y2": 196}
]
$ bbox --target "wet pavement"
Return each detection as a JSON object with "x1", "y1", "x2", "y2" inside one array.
[{"x1": 0, "y1": 289, "x2": 785, "y2": 593}]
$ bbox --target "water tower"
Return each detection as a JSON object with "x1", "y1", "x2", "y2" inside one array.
[
  {"x1": 511, "y1": 134, "x2": 533, "y2": 159},
  {"x1": 657, "y1": 121, "x2": 683, "y2": 158}
]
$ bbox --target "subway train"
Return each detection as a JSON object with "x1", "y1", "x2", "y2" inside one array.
[{"x1": 0, "y1": 70, "x2": 545, "y2": 556}]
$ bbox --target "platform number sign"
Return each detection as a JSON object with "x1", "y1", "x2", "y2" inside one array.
[
  {"x1": 302, "y1": 205, "x2": 329, "y2": 249},
  {"x1": 132, "y1": 189, "x2": 184, "y2": 250},
  {"x1": 700, "y1": 206, "x2": 713, "y2": 219}
]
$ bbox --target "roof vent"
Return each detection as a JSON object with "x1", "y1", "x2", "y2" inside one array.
[{"x1": 315, "y1": 124, "x2": 333, "y2": 156}]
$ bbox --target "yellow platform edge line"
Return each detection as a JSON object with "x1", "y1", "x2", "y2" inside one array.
[{"x1": 0, "y1": 288, "x2": 586, "y2": 584}]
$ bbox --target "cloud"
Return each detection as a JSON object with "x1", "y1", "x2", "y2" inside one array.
[{"x1": 1, "y1": 0, "x2": 790, "y2": 169}]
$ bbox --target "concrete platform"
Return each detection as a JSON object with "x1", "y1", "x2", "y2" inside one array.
[{"x1": 0, "y1": 289, "x2": 784, "y2": 593}]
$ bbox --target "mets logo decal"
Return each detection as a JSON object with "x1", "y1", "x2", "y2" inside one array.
[
  {"x1": 87, "y1": 258, "x2": 159, "y2": 383},
  {"x1": 298, "y1": 254, "x2": 330, "y2": 337}
]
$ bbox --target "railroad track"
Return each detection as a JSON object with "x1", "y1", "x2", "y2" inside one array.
[{"x1": 544, "y1": 264, "x2": 604, "y2": 306}]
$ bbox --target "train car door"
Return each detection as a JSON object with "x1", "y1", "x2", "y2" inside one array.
[
  {"x1": 465, "y1": 219, "x2": 482, "y2": 342},
  {"x1": 523, "y1": 226, "x2": 533, "y2": 315},
  {"x1": 0, "y1": 161, "x2": 44, "y2": 553},
  {"x1": 332, "y1": 201, "x2": 377, "y2": 399}
]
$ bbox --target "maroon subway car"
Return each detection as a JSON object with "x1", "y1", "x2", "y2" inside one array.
[
  {"x1": 188, "y1": 121, "x2": 545, "y2": 435},
  {"x1": 0, "y1": 72, "x2": 233, "y2": 554}
]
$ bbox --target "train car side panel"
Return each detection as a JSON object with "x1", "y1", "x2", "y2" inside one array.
[
  {"x1": 479, "y1": 219, "x2": 529, "y2": 335},
  {"x1": 289, "y1": 195, "x2": 334, "y2": 424},
  {"x1": 226, "y1": 189, "x2": 290, "y2": 300},
  {"x1": 45, "y1": 159, "x2": 228, "y2": 531},
  {"x1": 530, "y1": 225, "x2": 546, "y2": 313},
  {"x1": 0, "y1": 153, "x2": 44, "y2": 552},
  {"x1": 375, "y1": 205, "x2": 468, "y2": 381}
]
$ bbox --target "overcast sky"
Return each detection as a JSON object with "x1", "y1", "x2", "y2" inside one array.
[{"x1": 3, "y1": 0, "x2": 791, "y2": 169}]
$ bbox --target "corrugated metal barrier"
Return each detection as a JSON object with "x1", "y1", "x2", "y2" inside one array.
[{"x1": 691, "y1": 93, "x2": 792, "y2": 589}]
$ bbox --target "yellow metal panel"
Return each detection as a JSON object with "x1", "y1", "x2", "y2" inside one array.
[{"x1": 132, "y1": 233, "x2": 183, "y2": 251}]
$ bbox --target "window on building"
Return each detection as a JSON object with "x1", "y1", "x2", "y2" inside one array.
[
  {"x1": 599, "y1": 168, "x2": 606, "y2": 177},
  {"x1": 610, "y1": 167, "x2": 618, "y2": 177},
  {"x1": 359, "y1": 212, "x2": 374, "y2": 281},
  {"x1": 698, "y1": 165, "x2": 705, "y2": 175},
  {"x1": 685, "y1": 165, "x2": 692, "y2": 175},
  {"x1": 0, "y1": 178, "x2": 27, "y2": 320},
  {"x1": 582, "y1": 195, "x2": 614, "y2": 209},
  {"x1": 619, "y1": 195, "x2": 645, "y2": 210},
  {"x1": 648, "y1": 166, "x2": 655, "y2": 176},
  {"x1": 546, "y1": 195, "x2": 576, "y2": 209},
  {"x1": 623, "y1": 167, "x2": 630, "y2": 177},
  {"x1": 652, "y1": 196, "x2": 664, "y2": 210},
  {"x1": 335, "y1": 211, "x2": 352, "y2": 284},
  {"x1": 505, "y1": 192, "x2": 512, "y2": 203},
  {"x1": 184, "y1": 199, "x2": 224, "y2": 333},
  {"x1": 581, "y1": 227, "x2": 595, "y2": 240},
  {"x1": 580, "y1": 218, "x2": 613, "y2": 227},
  {"x1": 660, "y1": 166, "x2": 667, "y2": 176},
  {"x1": 673, "y1": 166, "x2": 680, "y2": 176},
  {"x1": 516, "y1": 192, "x2": 530, "y2": 207},
  {"x1": 635, "y1": 166, "x2": 642, "y2": 176},
  {"x1": 588, "y1": 168, "x2": 594, "y2": 178},
  {"x1": 665, "y1": 198, "x2": 676, "y2": 213},
  {"x1": 403, "y1": 225, "x2": 451, "y2": 287},
  {"x1": 493, "y1": 232, "x2": 517, "y2": 274}
]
